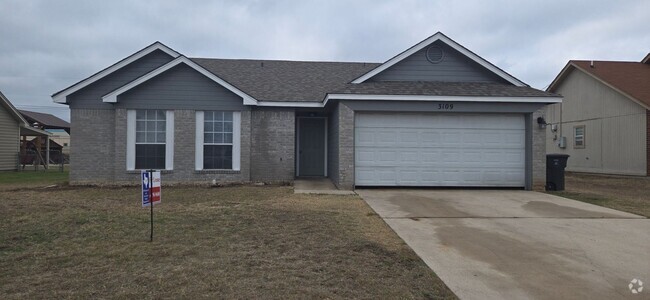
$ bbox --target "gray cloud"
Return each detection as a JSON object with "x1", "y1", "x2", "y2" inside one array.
[{"x1": 1, "y1": 0, "x2": 648, "y2": 121}]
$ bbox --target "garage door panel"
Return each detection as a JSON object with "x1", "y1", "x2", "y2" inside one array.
[{"x1": 355, "y1": 113, "x2": 525, "y2": 187}]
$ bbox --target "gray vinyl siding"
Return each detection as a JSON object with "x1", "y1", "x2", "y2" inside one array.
[
  {"x1": 545, "y1": 69, "x2": 647, "y2": 175},
  {"x1": 0, "y1": 105, "x2": 20, "y2": 170},
  {"x1": 67, "y1": 50, "x2": 174, "y2": 109},
  {"x1": 369, "y1": 40, "x2": 509, "y2": 83},
  {"x1": 118, "y1": 64, "x2": 247, "y2": 111}
]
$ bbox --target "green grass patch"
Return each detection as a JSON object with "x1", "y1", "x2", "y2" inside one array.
[{"x1": 0, "y1": 168, "x2": 68, "y2": 187}]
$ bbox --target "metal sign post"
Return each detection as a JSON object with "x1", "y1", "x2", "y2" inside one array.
[
  {"x1": 142, "y1": 170, "x2": 161, "y2": 242},
  {"x1": 149, "y1": 169, "x2": 153, "y2": 242}
]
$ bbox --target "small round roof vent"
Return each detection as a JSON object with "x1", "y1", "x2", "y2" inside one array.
[{"x1": 426, "y1": 46, "x2": 444, "y2": 64}]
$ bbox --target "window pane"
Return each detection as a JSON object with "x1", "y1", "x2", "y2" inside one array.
[
  {"x1": 135, "y1": 144, "x2": 166, "y2": 169},
  {"x1": 157, "y1": 121, "x2": 166, "y2": 131},
  {"x1": 214, "y1": 112, "x2": 223, "y2": 121},
  {"x1": 146, "y1": 121, "x2": 155, "y2": 132},
  {"x1": 204, "y1": 133, "x2": 213, "y2": 144},
  {"x1": 204, "y1": 121, "x2": 213, "y2": 132},
  {"x1": 204, "y1": 111, "x2": 213, "y2": 121},
  {"x1": 136, "y1": 121, "x2": 145, "y2": 131},
  {"x1": 224, "y1": 133, "x2": 232, "y2": 143},
  {"x1": 203, "y1": 145, "x2": 232, "y2": 169},
  {"x1": 136, "y1": 110, "x2": 146, "y2": 119},
  {"x1": 146, "y1": 132, "x2": 156, "y2": 143},
  {"x1": 224, "y1": 112, "x2": 233, "y2": 121},
  {"x1": 136, "y1": 132, "x2": 145, "y2": 143},
  {"x1": 156, "y1": 110, "x2": 166, "y2": 120},
  {"x1": 214, "y1": 122, "x2": 223, "y2": 133},
  {"x1": 214, "y1": 133, "x2": 223, "y2": 143},
  {"x1": 224, "y1": 122, "x2": 232, "y2": 133},
  {"x1": 157, "y1": 132, "x2": 166, "y2": 143}
]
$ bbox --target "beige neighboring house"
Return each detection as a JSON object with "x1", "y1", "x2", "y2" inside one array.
[
  {"x1": 545, "y1": 53, "x2": 650, "y2": 176},
  {"x1": 0, "y1": 91, "x2": 51, "y2": 170},
  {"x1": 47, "y1": 130, "x2": 70, "y2": 154}
]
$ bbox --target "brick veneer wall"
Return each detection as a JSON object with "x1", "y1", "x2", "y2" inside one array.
[
  {"x1": 72, "y1": 108, "x2": 253, "y2": 185},
  {"x1": 532, "y1": 108, "x2": 547, "y2": 189},
  {"x1": 250, "y1": 108, "x2": 295, "y2": 183},
  {"x1": 335, "y1": 103, "x2": 355, "y2": 190},
  {"x1": 647, "y1": 109, "x2": 649, "y2": 176},
  {"x1": 69, "y1": 109, "x2": 115, "y2": 183}
]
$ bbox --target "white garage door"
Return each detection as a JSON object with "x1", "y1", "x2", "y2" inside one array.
[{"x1": 355, "y1": 113, "x2": 525, "y2": 187}]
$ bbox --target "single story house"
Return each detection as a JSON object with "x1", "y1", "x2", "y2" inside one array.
[
  {"x1": 0, "y1": 91, "x2": 51, "y2": 170},
  {"x1": 545, "y1": 54, "x2": 649, "y2": 176},
  {"x1": 52, "y1": 32, "x2": 561, "y2": 190}
]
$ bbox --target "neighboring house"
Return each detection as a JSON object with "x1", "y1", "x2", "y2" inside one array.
[
  {"x1": 46, "y1": 129, "x2": 70, "y2": 154},
  {"x1": 19, "y1": 110, "x2": 71, "y2": 163},
  {"x1": 545, "y1": 54, "x2": 650, "y2": 176},
  {"x1": 52, "y1": 32, "x2": 561, "y2": 189},
  {"x1": 19, "y1": 110, "x2": 70, "y2": 133},
  {"x1": 0, "y1": 91, "x2": 51, "y2": 170}
]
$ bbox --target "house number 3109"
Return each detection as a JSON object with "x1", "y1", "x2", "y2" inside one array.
[{"x1": 438, "y1": 103, "x2": 454, "y2": 110}]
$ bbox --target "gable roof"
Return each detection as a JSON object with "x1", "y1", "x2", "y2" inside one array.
[
  {"x1": 52, "y1": 42, "x2": 180, "y2": 103},
  {"x1": 548, "y1": 58, "x2": 650, "y2": 109},
  {"x1": 102, "y1": 56, "x2": 258, "y2": 105},
  {"x1": 0, "y1": 91, "x2": 28, "y2": 125},
  {"x1": 351, "y1": 32, "x2": 527, "y2": 86},
  {"x1": 19, "y1": 110, "x2": 70, "y2": 129},
  {"x1": 192, "y1": 58, "x2": 379, "y2": 102}
]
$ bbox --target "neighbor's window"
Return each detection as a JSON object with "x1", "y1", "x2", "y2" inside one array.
[
  {"x1": 203, "y1": 111, "x2": 233, "y2": 169},
  {"x1": 136, "y1": 110, "x2": 166, "y2": 169},
  {"x1": 574, "y1": 125, "x2": 585, "y2": 149}
]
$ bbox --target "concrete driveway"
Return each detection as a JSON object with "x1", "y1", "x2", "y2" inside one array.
[{"x1": 357, "y1": 189, "x2": 650, "y2": 300}]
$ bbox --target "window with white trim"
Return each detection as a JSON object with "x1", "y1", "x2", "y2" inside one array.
[
  {"x1": 136, "y1": 110, "x2": 166, "y2": 169},
  {"x1": 574, "y1": 125, "x2": 585, "y2": 149},
  {"x1": 204, "y1": 111, "x2": 233, "y2": 169},
  {"x1": 126, "y1": 109, "x2": 174, "y2": 171},
  {"x1": 195, "y1": 111, "x2": 240, "y2": 171}
]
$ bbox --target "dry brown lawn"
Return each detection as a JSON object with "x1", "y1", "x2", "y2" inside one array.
[
  {"x1": 549, "y1": 172, "x2": 650, "y2": 217},
  {"x1": 0, "y1": 182, "x2": 455, "y2": 299}
]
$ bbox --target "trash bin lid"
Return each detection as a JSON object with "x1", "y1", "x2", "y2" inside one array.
[{"x1": 547, "y1": 153, "x2": 570, "y2": 158}]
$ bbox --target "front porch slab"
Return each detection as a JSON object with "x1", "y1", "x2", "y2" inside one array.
[{"x1": 294, "y1": 178, "x2": 356, "y2": 195}]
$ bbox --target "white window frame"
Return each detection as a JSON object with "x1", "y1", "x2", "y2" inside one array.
[
  {"x1": 574, "y1": 125, "x2": 585, "y2": 149},
  {"x1": 195, "y1": 111, "x2": 240, "y2": 171},
  {"x1": 126, "y1": 110, "x2": 174, "y2": 170}
]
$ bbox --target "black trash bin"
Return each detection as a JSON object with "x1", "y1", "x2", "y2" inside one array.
[{"x1": 546, "y1": 154, "x2": 570, "y2": 191}]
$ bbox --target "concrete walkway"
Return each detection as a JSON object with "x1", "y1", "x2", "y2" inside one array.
[
  {"x1": 293, "y1": 178, "x2": 356, "y2": 195},
  {"x1": 358, "y1": 189, "x2": 650, "y2": 300}
]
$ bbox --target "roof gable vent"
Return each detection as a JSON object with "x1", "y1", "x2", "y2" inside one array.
[{"x1": 426, "y1": 46, "x2": 445, "y2": 64}]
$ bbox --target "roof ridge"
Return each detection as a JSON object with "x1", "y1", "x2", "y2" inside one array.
[{"x1": 190, "y1": 57, "x2": 381, "y2": 65}]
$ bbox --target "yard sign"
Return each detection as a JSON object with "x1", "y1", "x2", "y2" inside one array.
[
  {"x1": 141, "y1": 170, "x2": 161, "y2": 207},
  {"x1": 141, "y1": 170, "x2": 161, "y2": 242}
]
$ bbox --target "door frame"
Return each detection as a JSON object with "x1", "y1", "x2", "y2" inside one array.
[{"x1": 296, "y1": 116, "x2": 328, "y2": 177}]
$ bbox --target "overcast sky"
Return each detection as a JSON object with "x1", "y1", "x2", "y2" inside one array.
[{"x1": 1, "y1": 0, "x2": 648, "y2": 121}]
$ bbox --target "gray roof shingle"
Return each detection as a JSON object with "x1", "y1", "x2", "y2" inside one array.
[
  {"x1": 191, "y1": 58, "x2": 558, "y2": 102},
  {"x1": 332, "y1": 81, "x2": 559, "y2": 98},
  {"x1": 192, "y1": 58, "x2": 379, "y2": 102}
]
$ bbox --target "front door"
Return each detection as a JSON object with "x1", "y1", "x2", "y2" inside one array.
[{"x1": 298, "y1": 117, "x2": 326, "y2": 176}]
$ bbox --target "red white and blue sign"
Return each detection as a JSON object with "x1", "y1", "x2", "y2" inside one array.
[{"x1": 141, "y1": 170, "x2": 161, "y2": 207}]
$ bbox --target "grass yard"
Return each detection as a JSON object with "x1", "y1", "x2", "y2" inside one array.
[
  {"x1": 0, "y1": 182, "x2": 455, "y2": 299},
  {"x1": 0, "y1": 167, "x2": 68, "y2": 189},
  {"x1": 548, "y1": 172, "x2": 650, "y2": 217}
]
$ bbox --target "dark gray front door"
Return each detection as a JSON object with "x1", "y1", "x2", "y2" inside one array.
[{"x1": 298, "y1": 118, "x2": 326, "y2": 176}]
